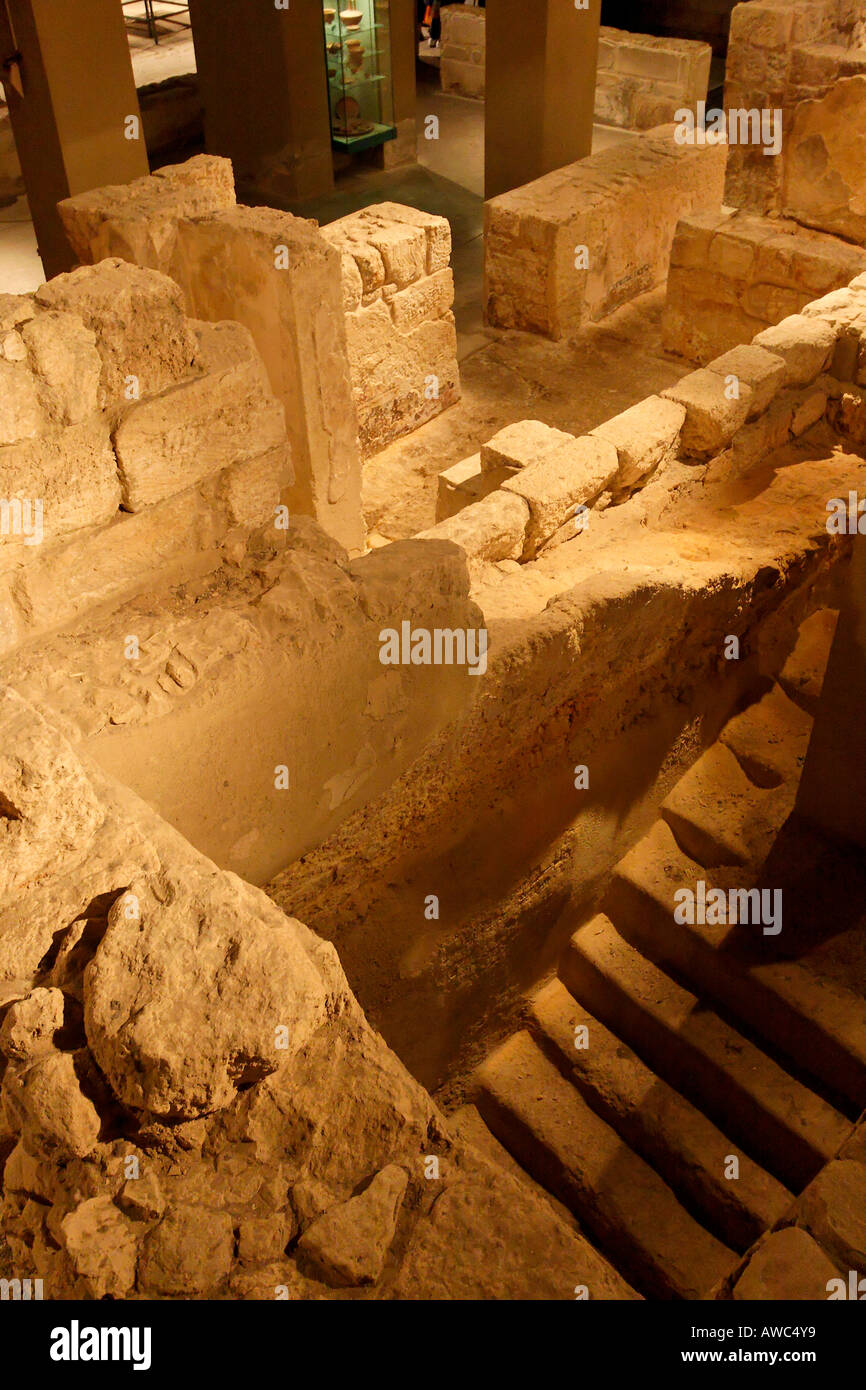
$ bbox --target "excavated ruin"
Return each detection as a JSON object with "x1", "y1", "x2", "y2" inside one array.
[{"x1": 2, "y1": 0, "x2": 866, "y2": 1309}]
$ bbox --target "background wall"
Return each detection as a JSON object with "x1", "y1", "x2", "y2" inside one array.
[{"x1": 601, "y1": 0, "x2": 739, "y2": 54}]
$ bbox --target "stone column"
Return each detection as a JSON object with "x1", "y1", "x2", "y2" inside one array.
[
  {"x1": 0, "y1": 0, "x2": 147, "y2": 278},
  {"x1": 377, "y1": 0, "x2": 417, "y2": 169},
  {"x1": 187, "y1": 0, "x2": 334, "y2": 202},
  {"x1": 484, "y1": 0, "x2": 602, "y2": 199},
  {"x1": 795, "y1": 535, "x2": 866, "y2": 851}
]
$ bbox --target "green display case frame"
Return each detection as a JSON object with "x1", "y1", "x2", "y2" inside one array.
[{"x1": 322, "y1": 2, "x2": 397, "y2": 153}]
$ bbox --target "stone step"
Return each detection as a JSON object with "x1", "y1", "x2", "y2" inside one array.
[
  {"x1": 718, "y1": 681, "x2": 813, "y2": 790},
  {"x1": 527, "y1": 977, "x2": 794, "y2": 1251},
  {"x1": 660, "y1": 740, "x2": 795, "y2": 870},
  {"x1": 777, "y1": 608, "x2": 838, "y2": 717},
  {"x1": 474, "y1": 1029, "x2": 736, "y2": 1300},
  {"x1": 561, "y1": 915, "x2": 850, "y2": 1191},
  {"x1": 605, "y1": 818, "x2": 866, "y2": 1110}
]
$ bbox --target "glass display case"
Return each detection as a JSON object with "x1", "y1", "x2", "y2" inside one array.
[{"x1": 322, "y1": 2, "x2": 396, "y2": 153}]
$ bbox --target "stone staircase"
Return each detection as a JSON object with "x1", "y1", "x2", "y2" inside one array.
[{"x1": 469, "y1": 608, "x2": 866, "y2": 1299}]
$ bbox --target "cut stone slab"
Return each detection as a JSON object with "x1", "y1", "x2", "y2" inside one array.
[
  {"x1": 475, "y1": 1028, "x2": 736, "y2": 1300},
  {"x1": 480, "y1": 419, "x2": 577, "y2": 474},
  {"x1": 732, "y1": 1227, "x2": 840, "y2": 1302},
  {"x1": 797, "y1": 1160, "x2": 866, "y2": 1273},
  {"x1": 781, "y1": 75, "x2": 866, "y2": 244},
  {"x1": 529, "y1": 977, "x2": 793, "y2": 1252},
  {"x1": 590, "y1": 395, "x2": 686, "y2": 492},
  {"x1": 112, "y1": 348, "x2": 287, "y2": 512},
  {"x1": 296, "y1": 1164, "x2": 408, "y2": 1287},
  {"x1": 501, "y1": 435, "x2": 618, "y2": 556},
  {"x1": 704, "y1": 343, "x2": 787, "y2": 419},
  {"x1": 753, "y1": 315, "x2": 838, "y2": 387},
  {"x1": 417, "y1": 489, "x2": 529, "y2": 564},
  {"x1": 662, "y1": 368, "x2": 754, "y2": 456}
]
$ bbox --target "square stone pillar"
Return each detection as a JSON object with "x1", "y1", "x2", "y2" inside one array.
[
  {"x1": 187, "y1": 0, "x2": 335, "y2": 202},
  {"x1": 485, "y1": 0, "x2": 602, "y2": 199},
  {"x1": 376, "y1": 0, "x2": 418, "y2": 169},
  {"x1": 0, "y1": 0, "x2": 148, "y2": 278}
]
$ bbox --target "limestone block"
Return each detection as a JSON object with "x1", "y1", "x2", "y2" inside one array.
[
  {"x1": 0, "y1": 361, "x2": 46, "y2": 446},
  {"x1": 705, "y1": 343, "x2": 787, "y2": 418},
  {"x1": 590, "y1": 395, "x2": 686, "y2": 491},
  {"x1": 112, "y1": 350, "x2": 286, "y2": 511},
  {"x1": 0, "y1": 419, "x2": 121, "y2": 562},
  {"x1": 10, "y1": 1051, "x2": 101, "y2": 1159},
  {"x1": 0, "y1": 690, "x2": 104, "y2": 907},
  {"x1": 436, "y1": 453, "x2": 507, "y2": 522},
  {"x1": 485, "y1": 127, "x2": 727, "y2": 339},
  {"x1": 139, "y1": 1205, "x2": 234, "y2": 1296},
  {"x1": 58, "y1": 154, "x2": 236, "y2": 275},
  {"x1": 6, "y1": 486, "x2": 224, "y2": 652},
  {"x1": 172, "y1": 206, "x2": 363, "y2": 549},
  {"x1": 481, "y1": 420, "x2": 577, "y2": 474},
  {"x1": 386, "y1": 269, "x2": 454, "y2": 334},
  {"x1": 218, "y1": 448, "x2": 286, "y2": 529},
  {"x1": 662, "y1": 369, "x2": 754, "y2": 457},
  {"x1": 502, "y1": 436, "x2": 618, "y2": 555},
  {"x1": 297, "y1": 1164, "x2": 407, "y2": 1286},
  {"x1": 21, "y1": 311, "x2": 102, "y2": 427},
  {"x1": 417, "y1": 490, "x2": 529, "y2": 564},
  {"x1": 0, "y1": 294, "x2": 34, "y2": 334},
  {"x1": 753, "y1": 314, "x2": 838, "y2": 385},
  {"x1": 61, "y1": 1197, "x2": 138, "y2": 1298},
  {"x1": 781, "y1": 76, "x2": 866, "y2": 243},
  {"x1": 35, "y1": 259, "x2": 198, "y2": 405},
  {"x1": 0, "y1": 988, "x2": 64, "y2": 1063},
  {"x1": 798, "y1": 1160, "x2": 866, "y2": 1271},
  {"x1": 366, "y1": 223, "x2": 426, "y2": 288},
  {"x1": 83, "y1": 878, "x2": 331, "y2": 1117},
  {"x1": 662, "y1": 210, "x2": 866, "y2": 365},
  {"x1": 732, "y1": 1227, "x2": 839, "y2": 1301}
]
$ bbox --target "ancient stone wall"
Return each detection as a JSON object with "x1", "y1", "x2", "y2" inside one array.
[
  {"x1": 484, "y1": 124, "x2": 727, "y2": 339},
  {"x1": 595, "y1": 26, "x2": 711, "y2": 130},
  {"x1": 433, "y1": 275, "x2": 866, "y2": 567},
  {"x1": 320, "y1": 203, "x2": 460, "y2": 457},
  {"x1": 663, "y1": 210, "x2": 866, "y2": 365},
  {"x1": 59, "y1": 157, "x2": 365, "y2": 552},
  {"x1": 439, "y1": 12, "x2": 711, "y2": 126},
  {"x1": 724, "y1": 0, "x2": 866, "y2": 225},
  {"x1": 440, "y1": 4, "x2": 486, "y2": 99},
  {"x1": 0, "y1": 259, "x2": 291, "y2": 657}
]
